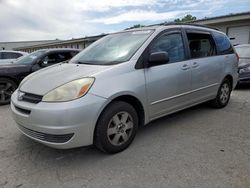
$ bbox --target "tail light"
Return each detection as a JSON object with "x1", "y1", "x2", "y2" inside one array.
[{"x1": 236, "y1": 53, "x2": 239, "y2": 63}]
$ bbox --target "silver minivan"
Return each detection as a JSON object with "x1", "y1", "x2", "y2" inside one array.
[{"x1": 11, "y1": 25, "x2": 238, "y2": 153}]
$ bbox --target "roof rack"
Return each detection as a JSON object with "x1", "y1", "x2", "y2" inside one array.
[
  {"x1": 146, "y1": 22, "x2": 219, "y2": 30},
  {"x1": 162, "y1": 22, "x2": 219, "y2": 30}
]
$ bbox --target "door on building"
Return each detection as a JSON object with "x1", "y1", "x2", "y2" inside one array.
[{"x1": 227, "y1": 26, "x2": 250, "y2": 45}]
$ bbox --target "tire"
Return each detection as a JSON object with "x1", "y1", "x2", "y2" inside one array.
[
  {"x1": 94, "y1": 101, "x2": 138, "y2": 154},
  {"x1": 0, "y1": 78, "x2": 17, "y2": 105},
  {"x1": 209, "y1": 78, "x2": 232, "y2": 108}
]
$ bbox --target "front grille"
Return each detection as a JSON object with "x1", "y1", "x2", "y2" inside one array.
[
  {"x1": 21, "y1": 93, "x2": 43, "y2": 104},
  {"x1": 18, "y1": 125, "x2": 74, "y2": 143}
]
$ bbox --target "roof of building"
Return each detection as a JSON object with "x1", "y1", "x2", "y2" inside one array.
[
  {"x1": 0, "y1": 39, "x2": 60, "y2": 44},
  {"x1": 192, "y1": 11, "x2": 250, "y2": 25},
  {"x1": 14, "y1": 34, "x2": 106, "y2": 50}
]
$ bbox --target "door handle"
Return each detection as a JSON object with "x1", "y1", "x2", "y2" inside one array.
[
  {"x1": 192, "y1": 62, "x2": 199, "y2": 68},
  {"x1": 181, "y1": 64, "x2": 190, "y2": 70}
]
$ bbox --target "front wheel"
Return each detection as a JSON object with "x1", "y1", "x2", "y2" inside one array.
[
  {"x1": 0, "y1": 78, "x2": 17, "y2": 105},
  {"x1": 209, "y1": 78, "x2": 232, "y2": 108},
  {"x1": 94, "y1": 101, "x2": 138, "y2": 154}
]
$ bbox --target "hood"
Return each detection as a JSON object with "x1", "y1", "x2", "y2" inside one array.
[
  {"x1": 238, "y1": 58, "x2": 250, "y2": 69},
  {"x1": 20, "y1": 63, "x2": 111, "y2": 95}
]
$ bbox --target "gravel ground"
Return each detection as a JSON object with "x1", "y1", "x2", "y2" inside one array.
[{"x1": 0, "y1": 87, "x2": 250, "y2": 188}]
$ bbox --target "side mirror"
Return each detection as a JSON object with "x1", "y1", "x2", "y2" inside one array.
[
  {"x1": 37, "y1": 59, "x2": 48, "y2": 67},
  {"x1": 148, "y1": 52, "x2": 169, "y2": 67}
]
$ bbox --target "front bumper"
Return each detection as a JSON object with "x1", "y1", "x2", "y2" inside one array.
[
  {"x1": 238, "y1": 72, "x2": 250, "y2": 84},
  {"x1": 11, "y1": 90, "x2": 108, "y2": 149}
]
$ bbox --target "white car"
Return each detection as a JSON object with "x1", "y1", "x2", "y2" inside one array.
[
  {"x1": 0, "y1": 50, "x2": 28, "y2": 64},
  {"x1": 11, "y1": 24, "x2": 238, "y2": 153}
]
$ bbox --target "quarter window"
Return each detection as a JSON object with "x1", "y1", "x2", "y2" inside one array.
[
  {"x1": 213, "y1": 32, "x2": 234, "y2": 55},
  {"x1": 187, "y1": 32, "x2": 216, "y2": 59},
  {"x1": 150, "y1": 33, "x2": 185, "y2": 63}
]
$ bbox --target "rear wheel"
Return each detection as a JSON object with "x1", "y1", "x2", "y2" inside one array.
[
  {"x1": 94, "y1": 101, "x2": 138, "y2": 154},
  {"x1": 210, "y1": 78, "x2": 232, "y2": 108},
  {"x1": 0, "y1": 78, "x2": 17, "y2": 105}
]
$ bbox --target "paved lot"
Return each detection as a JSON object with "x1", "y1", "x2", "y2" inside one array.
[{"x1": 1, "y1": 87, "x2": 250, "y2": 188}]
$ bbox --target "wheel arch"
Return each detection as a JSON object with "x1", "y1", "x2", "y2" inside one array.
[
  {"x1": 93, "y1": 94, "x2": 146, "y2": 143},
  {"x1": 224, "y1": 74, "x2": 233, "y2": 88},
  {"x1": 0, "y1": 76, "x2": 19, "y2": 86}
]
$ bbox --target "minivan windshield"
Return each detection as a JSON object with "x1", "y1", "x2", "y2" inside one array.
[
  {"x1": 235, "y1": 46, "x2": 250, "y2": 58},
  {"x1": 14, "y1": 50, "x2": 46, "y2": 64},
  {"x1": 70, "y1": 30, "x2": 153, "y2": 65}
]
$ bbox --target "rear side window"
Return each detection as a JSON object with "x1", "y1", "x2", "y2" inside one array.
[
  {"x1": 1, "y1": 52, "x2": 13, "y2": 59},
  {"x1": 213, "y1": 32, "x2": 234, "y2": 55},
  {"x1": 0, "y1": 52, "x2": 22, "y2": 59},
  {"x1": 187, "y1": 32, "x2": 216, "y2": 59},
  {"x1": 150, "y1": 33, "x2": 185, "y2": 63}
]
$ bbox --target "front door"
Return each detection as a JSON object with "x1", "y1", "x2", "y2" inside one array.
[{"x1": 145, "y1": 31, "x2": 192, "y2": 120}]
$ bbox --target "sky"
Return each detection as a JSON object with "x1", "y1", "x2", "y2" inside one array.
[{"x1": 0, "y1": 0, "x2": 249, "y2": 42}]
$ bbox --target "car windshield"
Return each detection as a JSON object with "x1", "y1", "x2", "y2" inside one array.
[
  {"x1": 235, "y1": 46, "x2": 250, "y2": 58},
  {"x1": 69, "y1": 30, "x2": 153, "y2": 65},
  {"x1": 14, "y1": 50, "x2": 46, "y2": 64}
]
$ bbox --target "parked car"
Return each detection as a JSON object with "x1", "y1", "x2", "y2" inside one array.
[
  {"x1": 0, "y1": 50, "x2": 28, "y2": 64},
  {"x1": 11, "y1": 25, "x2": 238, "y2": 153},
  {"x1": 235, "y1": 44, "x2": 250, "y2": 84},
  {"x1": 0, "y1": 48, "x2": 80, "y2": 105}
]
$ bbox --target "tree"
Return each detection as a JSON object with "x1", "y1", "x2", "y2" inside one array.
[
  {"x1": 174, "y1": 14, "x2": 196, "y2": 23},
  {"x1": 125, "y1": 24, "x2": 145, "y2": 30}
]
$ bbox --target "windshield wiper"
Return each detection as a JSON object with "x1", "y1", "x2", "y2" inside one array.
[{"x1": 77, "y1": 61, "x2": 93, "y2": 65}]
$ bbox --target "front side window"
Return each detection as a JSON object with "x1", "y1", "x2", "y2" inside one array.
[
  {"x1": 187, "y1": 32, "x2": 216, "y2": 59},
  {"x1": 42, "y1": 52, "x2": 73, "y2": 66},
  {"x1": 150, "y1": 33, "x2": 185, "y2": 63},
  {"x1": 12, "y1": 53, "x2": 23, "y2": 59},
  {"x1": 70, "y1": 30, "x2": 153, "y2": 65},
  {"x1": 213, "y1": 32, "x2": 234, "y2": 55}
]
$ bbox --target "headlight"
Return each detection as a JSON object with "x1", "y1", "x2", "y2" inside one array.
[
  {"x1": 239, "y1": 66, "x2": 250, "y2": 73},
  {"x1": 42, "y1": 78, "x2": 95, "y2": 102}
]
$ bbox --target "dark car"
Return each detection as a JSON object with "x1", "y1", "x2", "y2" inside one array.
[
  {"x1": 235, "y1": 44, "x2": 250, "y2": 84},
  {"x1": 0, "y1": 48, "x2": 80, "y2": 105}
]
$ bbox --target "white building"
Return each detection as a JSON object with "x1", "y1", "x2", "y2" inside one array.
[
  {"x1": 193, "y1": 12, "x2": 250, "y2": 45},
  {"x1": 0, "y1": 39, "x2": 60, "y2": 51},
  {"x1": 12, "y1": 12, "x2": 250, "y2": 52}
]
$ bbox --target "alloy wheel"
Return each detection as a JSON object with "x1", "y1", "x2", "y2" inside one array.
[
  {"x1": 219, "y1": 83, "x2": 230, "y2": 104},
  {"x1": 107, "y1": 111, "x2": 134, "y2": 146},
  {"x1": 0, "y1": 81, "x2": 16, "y2": 103}
]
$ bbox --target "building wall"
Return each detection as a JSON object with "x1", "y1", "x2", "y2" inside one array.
[
  {"x1": 205, "y1": 19, "x2": 250, "y2": 34},
  {"x1": 0, "y1": 40, "x2": 60, "y2": 51},
  {"x1": 206, "y1": 20, "x2": 250, "y2": 45}
]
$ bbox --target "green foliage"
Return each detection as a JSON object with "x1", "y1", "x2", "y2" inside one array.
[
  {"x1": 174, "y1": 14, "x2": 197, "y2": 22},
  {"x1": 125, "y1": 24, "x2": 145, "y2": 30}
]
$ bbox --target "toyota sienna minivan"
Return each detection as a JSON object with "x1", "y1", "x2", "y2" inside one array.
[{"x1": 11, "y1": 24, "x2": 238, "y2": 153}]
